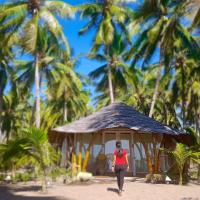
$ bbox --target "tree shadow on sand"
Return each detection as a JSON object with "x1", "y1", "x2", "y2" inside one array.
[{"x1": 0, "y1": 184, "x2": 74, "y2": 200}]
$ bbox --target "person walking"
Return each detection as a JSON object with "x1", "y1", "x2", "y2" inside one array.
[{"x1": 112, "y1": 140, "x2": 129, "y2": 196}]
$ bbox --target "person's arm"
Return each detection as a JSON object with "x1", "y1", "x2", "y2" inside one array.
[
  {"x1": 112, "y1": 155, "x2": 116, "y2": 172},
  {"x1": 125, "y1": 154, "x2": 129, "y2": 171}
]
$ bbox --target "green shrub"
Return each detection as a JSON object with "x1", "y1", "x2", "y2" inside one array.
[
  {"x1": 146, "y1": 174, "x2": 153, "y2": 183},
  {"x1": 12, "y1": 172, "x2": 31, "y2": 182},
  {"x1": 0, "y1": 174, "x2": 6, "y2": 181},
  {"x1": 50, "y1": 167, "x2": 67, "y2": 182},
  {"x1": 146, "y1": 173, "x2": 166, "y2": 184},
  {"x1": 21, "y1": 173, "x2": 30, "y2": 182}
]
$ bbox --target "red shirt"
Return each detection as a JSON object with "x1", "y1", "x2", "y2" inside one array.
[{"x1": 114, "y1": 149, "x2": 127, "y2": 165}]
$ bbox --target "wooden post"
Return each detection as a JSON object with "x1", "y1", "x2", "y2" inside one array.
[
  {"x1": 131, "y1": 132, "x2": 136, "y2": 176},
  {"x1": 65, "y1": 135, "x2": 69, "y2": 166},
  {"x1": 155, "y1": 135, "x2": 164, "y2": 173},
  {"x1": 139, "y1": 134, "x2": 153, "y2": 174},
  {"x1": 102, "y1": 132, "x2": 105, "y2": 154}
]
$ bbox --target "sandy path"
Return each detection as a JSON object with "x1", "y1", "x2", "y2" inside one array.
[{"x1": 0, "y1": 180, "x2": 199, "y2": 200}]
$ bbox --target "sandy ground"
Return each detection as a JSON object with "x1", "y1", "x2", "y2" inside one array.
[{"x1": 0, "y1": 179, "x2": 199, "y2": 200}]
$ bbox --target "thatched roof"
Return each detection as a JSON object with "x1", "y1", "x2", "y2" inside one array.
[{"x1": 51, "y1": 103, "x2": 186, "y2": 136}]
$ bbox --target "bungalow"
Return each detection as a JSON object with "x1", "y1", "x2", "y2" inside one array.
[{"x1": 49, "y1": 103, "x2": 191, "y2": 176}]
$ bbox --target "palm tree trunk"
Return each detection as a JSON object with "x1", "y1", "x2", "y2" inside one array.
[
  {"x1": 0, "y1": 92, "x2": 3, "y2": 114},
  {"x1": 35, "y1": 54, "x2": 40, "y2": 128},
  {"x1": 106, "y1": 46, "x2": 114, "y2": 104},
  {"x1": 41, "y1": 164, "x2": 47, "y2": 192},
  {"x1": 181, "y1": 65, "x2": 186, "y2": 128},
  {"x1": 197, "y1": 164, "x2": 200, "y2": 183},
  {"x1": 149, "y1": 56, "x2": 162, "y2": 118},
  {"x1": 179, "y1": 167, "x2": 183, "y2": 185},
  {"x1": 0, "y1": 87, "x2": 3, "y2": 142},
  {"x1": 11, "y1": 163, "x2": 16, "y2": 181},
  {"x1": 194, "y1": 96, "x2": 199, "y2": 134},
  {"x1": 63, "y1": 102, "x2": 67, "y2": 123}
]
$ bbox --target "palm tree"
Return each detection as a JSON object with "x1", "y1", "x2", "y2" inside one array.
[
  {"x1": 168, "y1": 143, "x2": 192, "y2": 185},
  {"x1": 170, "y1": 50, "x2": 200, "y2": 129},
  {"x1": 89, "y1": 33, "x2": 129, "y2": 107},
  {"x1": 1, "y1": 91, "x2": 25, "y2": 141},
  {"x1": 78, "y1": 0, "x2": 131, "y2": 103},
  {"x1": 126, "y1": 0, "x2": 199, "y2": 118},
  {"x1": 14, "y1": 26, "x2": 73, "y2": 128},
  {"x1": 0, "y1": 127, "x2": 58, "y2": 191},
  {"x1": 47, "y1": 61, "x2": 90, "y2": 124},
  {"x1": 188, "y1": 0, "x2": 200, "y2": 30},
  {"x1": 0, "y1": 0, "x2": 74, "y2": 128},
  {"x1": 186, "y1": 127, "x2": 200, "y2": 183}
]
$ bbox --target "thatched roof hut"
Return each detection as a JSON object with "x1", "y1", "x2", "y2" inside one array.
[{"x1": 49, "y1": 103, "x2": 192, "y2": 176}]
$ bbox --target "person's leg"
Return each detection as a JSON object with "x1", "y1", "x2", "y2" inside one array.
[
  {"x1": 115, "y1": 165, "x2": 120, "y2": 190},
  {"x1": 119, "y1": 165, "x2": 126, "y2": 191}
]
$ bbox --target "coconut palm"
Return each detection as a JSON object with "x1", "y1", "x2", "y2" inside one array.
[
  {"x1": 14, "y1": 26, "x2": 73, "y2": 128},
  {"x1": 126, "y1": 0, "x2": 199, "y2": 118},
  {"x1": 186, "y1": 127, "x2": 200, "y2": 182},
  {"x1": 89, "y1": 33, "x2": 129, "y2": 107},
  {"x1": 0, "y1": 127, "x2": 58, "y2": 191},
  {"x1": 0, "y1": 0, "x2": 74, "y2": 128},
  {"x1": 170, "y1": 51, "x2": 200, "y2": 129},
  {"x1": 127, "y1": 65, "x2": 181, "y2": 127},
  {"x1": 188, "y1": 0, "x2": 200, "y2": 29},
  {"x1": 169, "y1": 143, "x2": 192, "y2": 185},
  {"x1": 79, "y1": 0, "x2": 132, "y2": 103},
  {"x1": 47, "y1": 61, "x2": 90, "y2": 124}
]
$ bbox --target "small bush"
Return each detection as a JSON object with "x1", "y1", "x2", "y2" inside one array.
[
  {"x1": 146, "y1": 174, "x2": 153, "y2": 183},
  {"x1": 50, "y1": 167, "x2": 67, "y2": 182},
  {"x1": 12, "y1": 172, "x2": 31, "y2": 182},
  {"x1": 0, "y1": 174, "x2": 6, "y2": 181},
  {"x1": 146, "y1": 173, "x2": 165, "y2": 184},
  {"x1": 151, "y1": 174, "x2": 165, "y2": 184},
  {"x1": 21, "y1": 173, "x2": 30, "y2": 182}
]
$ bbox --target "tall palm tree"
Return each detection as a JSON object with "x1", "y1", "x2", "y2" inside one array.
[
  {"x1": 0, "y1": 0, "x2": 74, "y2": 128},
  {"x1": 171, "y1": 54, "x2": 200, "y2": 129},
  {"x1": 79, "y1": 0, "x2": 131, "y2": 103},
  {"x1": 47, "y1": 61, "x2": 89, "y2": 124},
  {"x1": 186, "y1": 127, "x2": 200, "y2": 182},
  {"x1": 89, "y1": 33, "x2": 129, "y2": 107},
  {"x1": 14, "y1": 26, "x2": 72, "y2": 128},
  {"x1": 126, "y1": 0, "x2": 199, "y2": 118}
]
